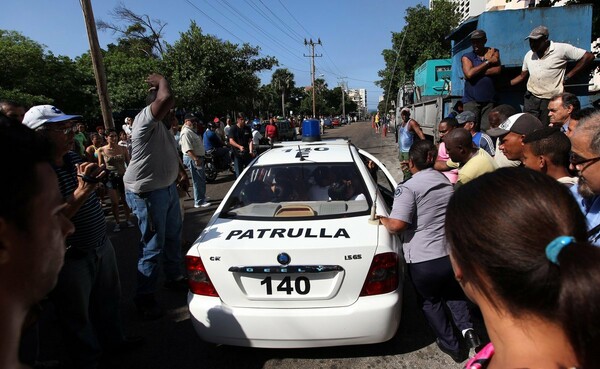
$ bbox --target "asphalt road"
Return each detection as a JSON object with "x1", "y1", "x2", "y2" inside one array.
[{"x1": 39, "y1": 121, "x2": 481, "y2": 369}]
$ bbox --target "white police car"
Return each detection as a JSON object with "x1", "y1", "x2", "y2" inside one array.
[{"x1": 186, "y1": 136, "x2": 403, "y2": 348}]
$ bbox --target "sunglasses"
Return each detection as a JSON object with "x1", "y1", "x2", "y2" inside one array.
[{"x1": 569, "y1": 152, "x2": 600, "y2": 167}]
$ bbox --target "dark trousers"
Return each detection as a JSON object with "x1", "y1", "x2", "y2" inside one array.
[
  {"x1": 233, "y1": 152, "x2": 252, "y2": 178},
  {"x1": 49, "y1": 236, "x2": 124, "y2": 369},
  {"x1": 523, "y1": 91, "x2": 550, "y2": 126},
  {"x1": 408, "y1": 256, "x2": 472, "y2": 352},
  {"x1": 463, "y1": 101, "x2": 494, "y2": 132}
]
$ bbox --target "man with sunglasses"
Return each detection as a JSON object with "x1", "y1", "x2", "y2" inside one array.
[
  {"x1": 23, "y1": 105, "x2": 141, "y2": 368},
  {"x1": 568, "y1": 110, "x2": 600, "y2": 244}
]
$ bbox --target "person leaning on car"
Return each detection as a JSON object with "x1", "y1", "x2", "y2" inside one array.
[{"x1": 378, "y1": 140, "x2": 481, "y2": 363}]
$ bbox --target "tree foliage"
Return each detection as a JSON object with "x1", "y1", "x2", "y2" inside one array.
[
  {"x1": 161, "y1": 22, "x2": 277, "y2": 117},
  {"x1": 74, "y1": 50, "x2": 159, "y2": 119},
  {"x1": 377, "y1": 0, "x2": 459, "y2": 110},
  {"x1": 1, "y1": 4, "x2": 355, "y2": 125},
  {"x1": 259, "y1": 68, "x2": 296, "y2": 117},
  {"x1": 0, "y1": 30, "x2": 93, "y2": 113},
  {"x1": 97, "y1": 4, "x2": 166, "y2": 58}
]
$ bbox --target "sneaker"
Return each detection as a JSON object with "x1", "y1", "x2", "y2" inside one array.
[
  {"x1": 126, "y1": 220, "x2": 135, "y2": 228},
  {"x1": 194, "y1": 201, "x2": 211, "y2": 208},
  {"x1": 113, "y1": 224, "x2": 121, "y2": 232}
]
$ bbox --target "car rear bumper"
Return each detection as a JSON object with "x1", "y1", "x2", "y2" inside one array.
[{"x1": 187, "y1": 291, "x2": 402, "y2": 348}]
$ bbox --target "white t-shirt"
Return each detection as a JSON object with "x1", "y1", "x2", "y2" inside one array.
[
  {"x1": 523, "y1": 41, "x2": 587, "y2": 99},
  {"x1": 252, "y1": 129, "x2": 263, "y2": 146}
]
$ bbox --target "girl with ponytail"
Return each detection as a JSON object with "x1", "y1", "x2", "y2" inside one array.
[{"x1": 446, "y1": 167, "x2": 600, "y2": 369}]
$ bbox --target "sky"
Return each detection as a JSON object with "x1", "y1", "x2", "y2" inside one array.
[{"x1": 0, "y1": 0, "x2": 425, "y2": 110}]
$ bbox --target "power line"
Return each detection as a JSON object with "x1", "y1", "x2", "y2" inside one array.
[
  {"x1": 254, "y1": 0, "x2": 305, "y2": 42},
  {"x1": 277, "y1": 0, "x2": 314, "y2": 39},
  {"x1": 214, "y1": 0, "x2": 306, "y2": 63},
  {"x1": 184, "y1": 0, "x2": 307, "y2": 71},
  {"x1": 184, "y1": 0, "x2": 246, "y2": 44}
]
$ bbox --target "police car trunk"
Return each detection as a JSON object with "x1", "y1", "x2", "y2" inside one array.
[{"x1": 186, "y1": 139, "x2": 402, "y2": 347}]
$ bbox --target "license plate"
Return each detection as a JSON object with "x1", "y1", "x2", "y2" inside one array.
[{"x1": 237, "y1": 272, "x2": 344, "y2": 300}]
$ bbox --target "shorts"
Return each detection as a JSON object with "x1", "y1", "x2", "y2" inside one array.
[{"x1": 105, "y1": 172, "x2": 125, "y2": 193}]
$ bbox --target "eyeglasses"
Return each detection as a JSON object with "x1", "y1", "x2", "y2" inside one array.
[{"x1": 569, "y1": 152, "x2": 600, "y2": 167}]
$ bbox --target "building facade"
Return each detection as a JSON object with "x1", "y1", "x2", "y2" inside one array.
[
  {"x1": 430, "y1": 0, "x2": 569, "y2": 22},
  {"x1": 348, "y1": 88, "x2": 368, "y2": 116}
]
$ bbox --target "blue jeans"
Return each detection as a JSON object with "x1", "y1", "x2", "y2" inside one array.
[
  {"x1": 49, "y1": 236, "x2": 124, "y2": 369},
  {"x1": 183, "y1": 154, "x2": 207, "y2": 206},
  {"x1": 126, "y1": 183, "x2": 183, "y2": 296}
]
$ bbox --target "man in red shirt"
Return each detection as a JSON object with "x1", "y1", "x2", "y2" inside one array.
[{"x1": 265, "y1": 117, "x2": 278, "y2": 148}]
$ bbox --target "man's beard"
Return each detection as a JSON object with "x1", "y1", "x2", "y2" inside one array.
[{"x1": 578, "y1": 176, "x2": 595, "y2": 198}]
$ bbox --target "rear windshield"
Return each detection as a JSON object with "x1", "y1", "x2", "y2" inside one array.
[{"x1": 220, "y1": 163, "x2": 371, "y2": 220}]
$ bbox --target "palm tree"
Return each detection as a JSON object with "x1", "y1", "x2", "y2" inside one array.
[{"x1": 271, "y1": 68, "x2": 295, "y2": 118}]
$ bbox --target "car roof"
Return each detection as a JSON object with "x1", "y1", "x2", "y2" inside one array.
[{"x1": 253, "y1": 139, "x2": 355, "y2": 165}]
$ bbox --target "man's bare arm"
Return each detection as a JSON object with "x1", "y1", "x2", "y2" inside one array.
[
  {"x1": 147, "y1": 73, "x2": 174, "y2": 121},
  {"x1": 565, "y1": 51, "x2": 595, "y2": 82}
]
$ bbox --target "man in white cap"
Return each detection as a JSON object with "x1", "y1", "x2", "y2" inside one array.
[
  {"x1": 510, "y1": 25, "x2": 594, "y2": 125},
  {"x1": 488, "y1": 112, "x2": 544, "y2": 161},
  {"x1": 23, "y1": 105, "x2": 141, "y2": 368}
]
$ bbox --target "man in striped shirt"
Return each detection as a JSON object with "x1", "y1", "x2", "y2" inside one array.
[{"x1": 24, "y1": 105, "x2": 139, "y2": 369}]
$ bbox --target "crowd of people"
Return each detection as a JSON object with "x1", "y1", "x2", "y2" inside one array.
[
  {"x1": 0, "y1": 74, "x2": 286, "y2": 369},
  {"x1": 376, "y1": 24, "x2": 600, "y2": 368},
  {"x1": 1, "y1": 21, "x2": 599, "y2": 369}
]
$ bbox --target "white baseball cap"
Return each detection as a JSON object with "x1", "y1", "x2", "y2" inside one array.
[{"x1": 23, "y1": 105, "x2": 82, "y2": 130}]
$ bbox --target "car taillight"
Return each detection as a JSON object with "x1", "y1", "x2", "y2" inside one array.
[
  {"x1": 185, "y1": 255, "x2": 219, "y2": 297},
  {"x1": 360, "y1": 252, "x2": 399, "y2": 296}
]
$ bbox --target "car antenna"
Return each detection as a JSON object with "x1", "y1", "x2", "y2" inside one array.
[{"x1": 298, "y1": 145, "x2": 304, "y2": 161}]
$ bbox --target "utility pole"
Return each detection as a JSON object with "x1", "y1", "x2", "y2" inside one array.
[
  {"x1": 304, "y1": 38, "x2": 322, "y2": 118},
  {"x1": 337, "y1": 77, "x2": 347, "y2": 119},
  {"x1": 279, "y1": 75, "x2": 290, "y2": 118},
  {"x1": 80, "y1": 0, "x2": 114, "y2": 129}
]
